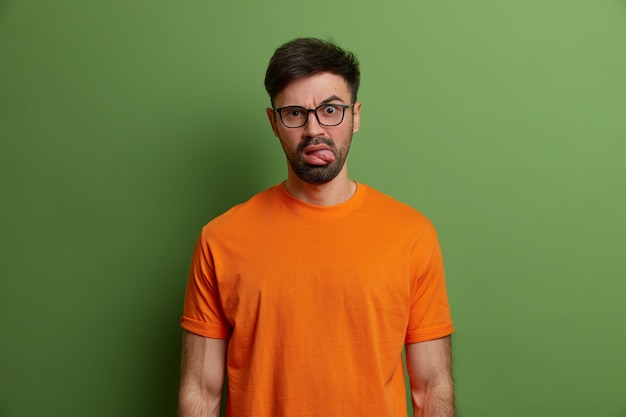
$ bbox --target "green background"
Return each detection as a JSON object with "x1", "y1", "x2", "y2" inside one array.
[{"x1": 1, "y1": 1, "x2": 625, "y2": 416}]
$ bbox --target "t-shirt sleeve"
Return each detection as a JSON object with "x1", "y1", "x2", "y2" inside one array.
[
  {"x1": 180, "y1": 233, "x2": 232, "y2": 339},
  {"x1": 405, "y1": 223, "x2": 454, "y2": 344}
]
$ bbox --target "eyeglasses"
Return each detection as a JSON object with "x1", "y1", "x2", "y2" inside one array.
[{"x1": 274, "y1": 103, "x2": 354, "y2": 128}]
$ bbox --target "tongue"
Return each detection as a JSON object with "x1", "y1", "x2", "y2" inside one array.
[{"x1": 303, "y1": 149, "x2": 335, "y2": 165}]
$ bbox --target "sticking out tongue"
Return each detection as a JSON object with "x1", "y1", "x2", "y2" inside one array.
[{"x1": 303, "y1": 149, "x2": 336, "y2": 165}]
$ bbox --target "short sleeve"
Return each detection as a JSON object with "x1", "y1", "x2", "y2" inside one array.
[
  {"x1": 180, "y1": 233, "x2": 232, "y2": 339},
  {"x1": 405, "y1": 225, "x2": 454, "y2": 344}
]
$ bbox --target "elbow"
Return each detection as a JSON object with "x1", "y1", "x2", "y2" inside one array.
[
  {"x1": 178, "y1": 380, "x2": 224, "y2": 417},
  {"x1": 410, "y1": 374, "x2": 455, "y2": 413}
]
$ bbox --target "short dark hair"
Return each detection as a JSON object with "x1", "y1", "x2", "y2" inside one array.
[{"x1": 264, "y1": 38, "x2": 360, "y2": 105}]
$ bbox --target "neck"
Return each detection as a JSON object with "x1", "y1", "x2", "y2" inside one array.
[{"x1": 284, "y1": 166, "x2": 356, "y2": 206}]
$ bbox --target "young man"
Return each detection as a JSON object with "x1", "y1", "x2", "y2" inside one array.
[{"x1": 178, "y1": 38, "x2": 455, "y2": 417}]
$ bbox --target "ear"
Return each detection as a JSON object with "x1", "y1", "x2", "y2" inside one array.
[
  {"x1": 266, "y1": 108, "x2": 279, "y2": 138},
  {"x1": 352, "y1": 101, "x2": 362, "y2": 133}
]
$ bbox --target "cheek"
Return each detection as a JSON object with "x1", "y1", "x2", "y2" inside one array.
[
  {"x1": 278, "y1": 129, "x2": 300, "y2": 145},
  {"x1": 277, "y1": 132, "x2": 300, "y2": 154}
]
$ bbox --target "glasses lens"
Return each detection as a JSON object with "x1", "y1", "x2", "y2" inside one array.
[
  {"x1": 280, "y1": 106, "x2": 307, "y2": 128},
  {"x1": 316, "y1": 104, "x2": 344, "y2": 126}
]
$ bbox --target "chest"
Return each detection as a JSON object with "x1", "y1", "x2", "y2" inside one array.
[{"x1": 211, "y1": 217, "x2": 416, "y2": 334}]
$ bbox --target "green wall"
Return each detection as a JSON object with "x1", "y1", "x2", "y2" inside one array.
[{"x1": 1, "y1": 1, "x2": 625, "y2": 416}]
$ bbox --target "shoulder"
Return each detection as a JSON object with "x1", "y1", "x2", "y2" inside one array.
[
  {"x1": 201, "y1": 184, "x2": 282, "y2": 236},
  {"x1": 360, "y1": 184, "x2": 436, "y2": 231}
]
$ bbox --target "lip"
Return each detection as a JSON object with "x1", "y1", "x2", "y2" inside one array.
[{"x1": 303, "y1": 144, "x2": 331, "y2": 154}]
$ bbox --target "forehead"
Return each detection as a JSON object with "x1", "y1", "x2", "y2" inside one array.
[{"x1": 274, "y1": 72, "x2": 351, "y2": 107}]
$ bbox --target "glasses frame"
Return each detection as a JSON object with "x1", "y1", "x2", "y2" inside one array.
[{"x1": 274, "y1": 103, "x2": 354, "y2": 128}]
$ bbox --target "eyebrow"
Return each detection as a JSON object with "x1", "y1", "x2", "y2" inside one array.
[
  {"x1": 282, "y1": 95, "x2": 346, "y2": 109},
  {"x1": 319, "y1": 95, "x2": 346, "y2": 105}
]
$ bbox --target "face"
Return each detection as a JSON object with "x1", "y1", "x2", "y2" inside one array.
[{"x1": 266, "y1": 72, "x2": 361, "y2": 185}]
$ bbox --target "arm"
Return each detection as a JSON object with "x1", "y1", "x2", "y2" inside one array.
[
  {"x1": 178, "y1": 330, "x2": 228, "y2": 417},
  {"x1": 405, "y1": 336, "x2": 455, "y2": 417}
]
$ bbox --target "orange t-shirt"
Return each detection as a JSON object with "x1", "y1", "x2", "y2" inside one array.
[{"x1": 181, "y1": 183, "x2": 454, "y2": 417}]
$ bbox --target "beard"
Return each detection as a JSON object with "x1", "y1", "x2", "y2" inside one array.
[{"x1": 283, "y1": 135, "x2": 352, "y2": 185}]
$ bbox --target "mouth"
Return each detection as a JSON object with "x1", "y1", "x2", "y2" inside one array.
[{"x1": 302, "y1": 144, "x2": 336, "y2": 165}]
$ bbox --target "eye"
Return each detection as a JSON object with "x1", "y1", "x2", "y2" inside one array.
[
  {"x1": 283, "y1": 107, "x2": 305, "y2": 118},
  {"x1": 322, "y1": 104, "x2": 339, "y2": 114}
]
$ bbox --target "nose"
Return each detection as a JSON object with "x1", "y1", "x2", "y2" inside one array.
[{"x1": 302, "y1": 110, "x2": 323, "y2": 137}]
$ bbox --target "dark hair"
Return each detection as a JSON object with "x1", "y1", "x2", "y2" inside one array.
[{"x1": 264, "y1": 38, "x2": 360, "y2": 105}]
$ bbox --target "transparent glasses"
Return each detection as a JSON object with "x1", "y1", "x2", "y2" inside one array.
[{"x1": 274, "y1": 103, "x2": 354, "y2": 128}]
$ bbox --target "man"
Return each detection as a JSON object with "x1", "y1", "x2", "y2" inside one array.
[{"x1": 178, "y1": 38, "x2": 455, "y2": 417}]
